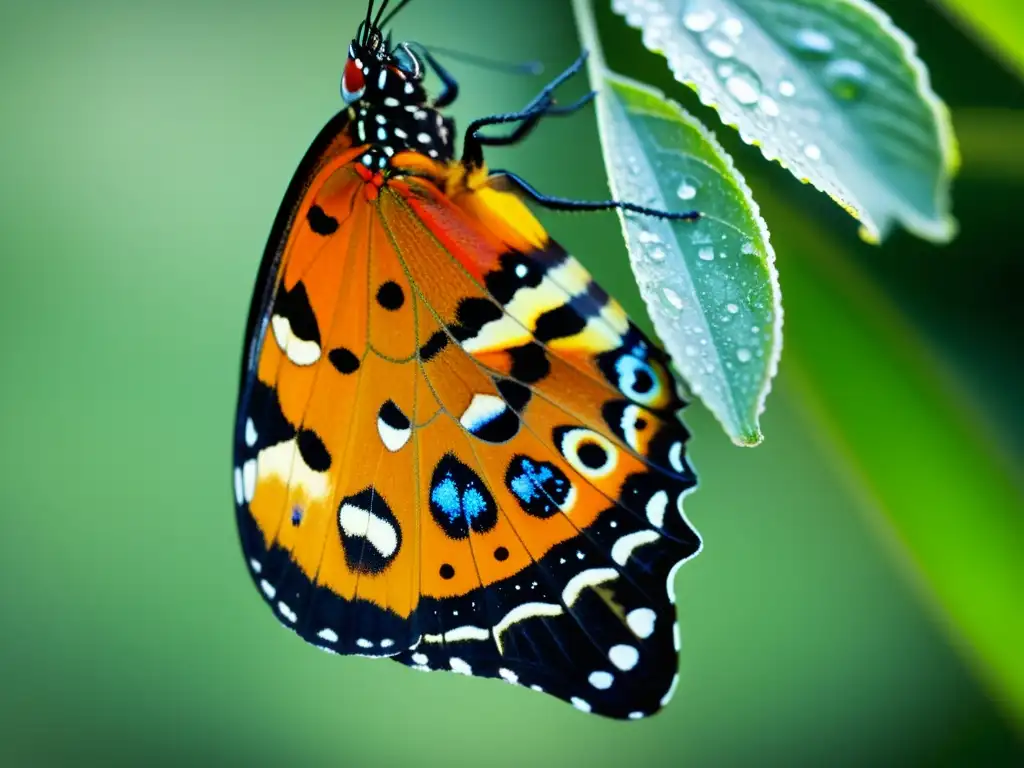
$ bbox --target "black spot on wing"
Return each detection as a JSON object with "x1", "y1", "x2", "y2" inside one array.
[
  {"x1": 495, "y1": 378, "x2": 531, "y2": 412},
  {"x1": 307, "y1": 204, "x2": 339, "y2": 235},
  {"x1": 297, "y1": 429, "x2": 331, "y2": 472},
  {"x1": 376, "y1": 281, "x2": 405, "y2": 310},
  {"x1": 533, "y1": 303, "x2": 588, "y2": 343},
  {"x1": 419, "y1": 330, "x2": 448, "y2": 362},
  {"x1": 485, "y1": 252, "x2": 546, "y2": 305},
  {"x1": 508, "y1": 343, "x2": 550, "y2": 384},
  {"x1": 379, "y1": 399, "x2": 411, "y2": 430},
  {"x1": 273, "y1": 281, "x2": 320, "y2": 345},
  {"x1": 456, "y1": 297, "x2": 503, "y2": 332},
  {"x1": 329, "y1": 347, "x2": 360, "y2": 374}
]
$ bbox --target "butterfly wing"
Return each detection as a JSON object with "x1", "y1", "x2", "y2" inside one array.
[
  {"x1": 234, "y1": 125, "x2": 701, "y2": 718},
  {"x1": 378, "y1": 171, "x2": 701, "y2": 719}
]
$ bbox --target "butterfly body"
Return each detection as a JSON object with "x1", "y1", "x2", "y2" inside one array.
[{"x1": 233, "y1": 2, "x2": 701, "y2": 720}]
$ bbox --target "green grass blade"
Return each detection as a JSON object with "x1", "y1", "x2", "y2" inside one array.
[
  {"x1": 932, "y1": 0, "x2": 1024, "y2": 80},
  {"x1": 765, "y1": 192, "x2": 1024, "y2": 725}
]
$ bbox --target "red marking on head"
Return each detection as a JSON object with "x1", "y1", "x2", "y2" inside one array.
[{"x1": 342, "y1": 58, "x2": 366, "y2": 104}]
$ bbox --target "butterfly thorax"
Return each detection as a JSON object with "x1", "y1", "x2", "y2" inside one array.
[{"x1": 342, "y1": 45, "x2": 456, "y2": 172}]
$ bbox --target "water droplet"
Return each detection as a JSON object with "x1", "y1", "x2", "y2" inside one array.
[
  {"x1": 759, "y1": 95, "x2": 779, "y2": 117},
  {"x1": 778, "y1": 79, "x2": 796, "y2": 97},
  {"x1": 726, "y1": 69, "x2": 762, "y2": 105},
  {"x1": 804, "y1": 143, "x2": 822, "y2": 160},
  {"x1": 704, "y1": 32, "x2": 735, "y2": 59},
  {"x1": 794, "y1": 28, "x2": 834, "y2": 56},
  {"x1": 736, "y1": 348, "x2": 752, "y2": 363},
  {"x1": 683, "y1": 9, "x2": 716, "y2": 32},
  {"x1": 824, "y1": 58, "x2": 869, "y2": 101},
  {"x1": 698, "y1": 246, "x2": 715, "y2": 261},
  {"x1": 717, "y1": 63, "x2": 734, "y2": 78},
  {"x1": 684, "y1": 345, "x2": 697, "y2": 357},
  {"x1": 650, "y1": 247, "x2": 666, "y2": 261},
  {"x1": 726, "y1": 303, "x2": 739, "y2": 314},
  {"x1": 637, "y1": 230, "x2": 661, "y2": 244},
  {"x1": 662, "y1": 287, "x2": 684, "y2": 309},
  {"x1": 721, "y1": 18, "x2": 743, "y2": 38},
  {"x1": 677, "y1": 177, "x2": 699, "y2": 200},
  {"x1": 741, "y1": 240, "x2": 756, "y2": 254}
]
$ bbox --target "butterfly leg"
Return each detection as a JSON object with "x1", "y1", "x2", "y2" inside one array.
[
  {"x1": 461, "y1": 52, "x2": 589, "y2": 167},
  {"x1": 419, "y1": 48, "x2": 460, "y2": 109},
  {"x1": 489, "y1": 170, "x2": 701, "y2": 221},
  {"x1": 472, "y1": 91, "x2": 596, "y2": 150}
]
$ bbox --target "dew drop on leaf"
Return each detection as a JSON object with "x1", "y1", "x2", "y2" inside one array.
[
  {"x1": 725, "y1": 67, "x2": 762, "y2": 105},
  {"x1": 682, "y1": 9, "x2": 716, "y2": 33},
  {"x1": 824, "y1": 58, "x2": 869, "y2": 101},
  {"x1": 736, "y1": 348, "x2": 752, "y2": 363},
  {"x1": 703, "y1": 31, "x2": 735, "y2": 59},
  {"x1": 777, "y1": 79, "x2": 796, "y2": 97},
  {"x1": 677, "y1": 177, "x2": 699, "y2": 200},
  {"x1": 698, "y1": 246, "x2": 715, "y2": 261},
  {"x1": 721, "y1": 17, "x2": 743, "y2": 38},
  {"x1": 804, "y1": 143, "x2": 822, "y2": 160},
  {"x1": 662, "y1": 287, "x2": 685, "y2": 309},
  {"x1": 794, "y1": 28, "x2": 834, "y2": 57}
]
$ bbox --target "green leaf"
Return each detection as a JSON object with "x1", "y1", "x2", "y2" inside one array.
[
  {"x1": 763, "y1": 188, "x2": 1024, "y2": 725},
  {"x1": 932, "y1": 0, "x2": 1024, "y2": 79},
  {"x1": 609, "y1": 0, "x2": 960, "y2": 244},
  {"x1": 573, "y1": 0, "x2": 782, "y2": 446}
]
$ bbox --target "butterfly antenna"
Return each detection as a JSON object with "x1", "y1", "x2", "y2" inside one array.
[
  {"x1": 373, "y1": 0, "x2": 393, "y2": 30},
  {"x1": 423, "y1": 45, "x2": 543, "y2": 76},
  {"x1": 363, "y1": 0, "x2": 375, "y2": 44},
  {"x1": 379, "y1": 0, "x2": 416, "y2": 30}
]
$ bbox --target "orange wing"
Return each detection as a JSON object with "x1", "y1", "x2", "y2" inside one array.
[{"x1": 234, "y1": 118, "x2": 700, "y2": 719}]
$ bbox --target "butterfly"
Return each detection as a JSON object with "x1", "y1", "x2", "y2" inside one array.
[{"x1": 232, "y1": 0, "x2": 702, "y2": 720}]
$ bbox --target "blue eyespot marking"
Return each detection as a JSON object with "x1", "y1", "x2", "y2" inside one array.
[
  {"x1": 429, "y1": 454, "x2": 498, "y2": 539},
  {"x1": 505, "y1": 456, "x2": 572, "y2": 519}
]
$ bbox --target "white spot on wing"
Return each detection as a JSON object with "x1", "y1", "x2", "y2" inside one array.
[
  {"x1": 626, "y1": 608, "x2": 656, "y2": 639},
  {"x1": 493, "y1": 602, "x2": 563, "y2": 653},
  {"x1": 245, "y1": 418, "x2": 257, "y2": 447},
  {"x1": 459, "y1": 394, "x2": 507, "y2": 433},
  {"x1": 499, "y1": 668, "x2": 518, "y2": 684},
  {"x1": 317, "y1": 628, "x2": 338, "y2": 643},
  {"x1": 271, "y1": 315, "x2": 321, "y2": 366},
  {"x1": 588, "y1": 671, "x2": 614, "y2": 690},
  {"x1": 278, "y1": 601, "x2": 297, "y2": 623},
  {"x1": 411, "y1": 653, "x2": 428, "y2": 665},
  {"x1": 660, "y1": 673, "x2": 680, "y2": 707},
  {"x1": 260, "y1": 579, "x2": 276, "y2": 599},
  {"x1": 609, "y1": 644, "x2": 639, "y2": 671},
  {"x1": 646, "y1": 491, "x2": 668, "y2": 529},
  {"x1": 611, "y1": 530, "x2": 659, "y2": 565},
  {"x1": 242, "y1": 459, "x2": 257, "y2": 503},
  {"x1": 377, "y1": 418, "x2": 411, "y2": 452},
  {"x1": 449, "y1": 657, "x2": 472, "y2": 675},
  {"x1": 234, "y1": 467, "x2": 244, "y2": 506},
  {"x1": 441, "y1": 625, "x2": 490, "y2": 643},
  {"x1": 571, "y1": 697, "x2": 592, "y2": 713},
  {"x1": 562, "y1": 568, "x2": 618, "y2": 606},
  {"x1": 356, "y1": 638, "x2": 373, "y2": 649},
  {"x1": 339, "y1": 503, "x2": 399, "y2": 558},
  {"x1": 669, "y1": 441, "x2": 684, "y2": 473},
  {"x1": 249, "y1": 558, "x2": 262, "y2": 574}
]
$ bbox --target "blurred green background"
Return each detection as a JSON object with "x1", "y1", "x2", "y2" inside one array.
[{"x1": 0, "y1": 0, "x2": 1021, "y2": 765}]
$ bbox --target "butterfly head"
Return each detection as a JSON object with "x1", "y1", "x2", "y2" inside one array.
[{"x1": 343, "y1": 1, "x2": 423, "y2": 107}]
